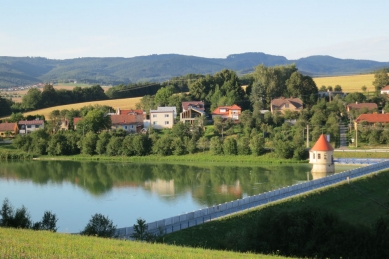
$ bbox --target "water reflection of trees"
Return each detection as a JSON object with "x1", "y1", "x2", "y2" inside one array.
[{"x1": 0, "y1": 161, "x2": 312, "y2": 206}]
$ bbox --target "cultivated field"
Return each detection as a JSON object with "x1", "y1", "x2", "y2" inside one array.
[
  {"x1": 313, "y1": 73, "x2": 377, "y2": 92},
  {"x1": 23, "y1": 97, "x2": 141, "y2": 118}
]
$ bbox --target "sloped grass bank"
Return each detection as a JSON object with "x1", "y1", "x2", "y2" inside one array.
[
  {"x1": 0, "y1": 228, "x2": 289, "y2": 259},
  {"x1": 163, "y1": 170, "x2": 389, "y2": 257}
]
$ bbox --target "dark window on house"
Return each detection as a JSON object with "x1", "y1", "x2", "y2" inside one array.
[{"x1": 318, "y1": 153, "x2": 321, "y2": 159}]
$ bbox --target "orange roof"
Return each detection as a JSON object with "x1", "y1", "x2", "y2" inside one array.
[
  {"x1": 0, "y1": 123, "x2": 18, "y2": 131},
  {"x1": 119, "y1": 109, "x2": 144, "y2": 115},
  {"x1": 110, "y1": 114, "x2": 139, "y2": 125},
  {"x1": 310, "y1": 134, "x2": 334, "y2": 151},
  {"x1": 211, "y1": 104, "x2": 241, "y2": 115},
  {"x1": 355, "y1": 114, "x2": 389, "y2": 123},
  {"x1": 73, "y1": 117, "x2": 82, "y2": 125}
]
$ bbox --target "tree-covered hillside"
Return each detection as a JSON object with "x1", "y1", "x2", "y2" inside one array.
[{"x1": 0, "y1": 53, "x2": 388, "y2": 88}]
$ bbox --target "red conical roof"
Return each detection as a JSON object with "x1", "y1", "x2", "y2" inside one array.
[{"x1": 310, "y1": 134, "x2": 334, "y2": 151}]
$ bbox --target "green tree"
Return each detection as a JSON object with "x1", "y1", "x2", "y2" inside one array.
[
  {"x1": 41, "y1": 84, "x2": 59, "y2": 108},
  {"x1": 210, "y1": 136, "x2": 223, "y2": 155},
  {"x1": 8, "y1": 112, "x2": 24, "y2": 123},
  {"x1": 334, "y1": 85, "x2": 342, "y2": 91},
  {"x1": 22, "y1": 88, "x2": 42, "y2": 110},
  {"x1": 373, "y1": 69, "x2": 389, "y2": 92},
  {"x1": 95, "y1": 131, "x2": 111, "y2": 155},
  {"x1": 153, "y1": 135, "x2": 173, "y2": 155},
  {"x1": 131, "y1": 218, "x2": 155, "y2": 241},
  {"x1": 80, "y1": 213, "x2": 116, "y2": 238},
  {"x1": 0, "y1": 97, "x2": 12, "y2": 116},
  {"x1": 135, "y1": 95, "x2": 155, "y2": 113},
  {"x1": 33, "y1": 211, "x2": 58, "y2": 232},
  {"x1": 197, "y1": 136, "x2": 209, "y2": 152},
  {"x1": 154, "y1": 85, "x2": 175, "y2": 106},
  {"x1": 77, "y1": 109, "x2": 111, "y2": 134},
  {"x1": 249, "y1": 134, "x2": 265, "y2": 156},
  {"x1": 81, "y1": 132, "x2": 98, "y2": 155},
  {"x1": 106, "y1": 136, "x2": 123, "y2": 156},
  {"x1": 223, "y1": 137, "x2": 237, "y2": 155},
  {"x1": 344, "y1": 92, "x2": 367, "y2": 104}
]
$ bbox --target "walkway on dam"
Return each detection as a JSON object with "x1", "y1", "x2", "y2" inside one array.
[{"x1": 115, "y1": 159, "x2": 389, "y2": 239}]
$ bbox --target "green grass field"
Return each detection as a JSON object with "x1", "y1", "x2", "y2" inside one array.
[
  {"x1": 163, "y1": 169, "x2": 389, "y2": 249},
  {"x1": 0, "y1": 228, "x2": 290, "y2": 259}
]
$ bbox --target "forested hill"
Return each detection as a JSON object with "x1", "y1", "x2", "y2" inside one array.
[{"x1": 0, "y1": 53, "x2": 388, "y2": 87}]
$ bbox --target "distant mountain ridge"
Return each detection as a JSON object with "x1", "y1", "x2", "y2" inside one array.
[{"x1": 0, "y1": 53, "x2": 388, "y2": 87}]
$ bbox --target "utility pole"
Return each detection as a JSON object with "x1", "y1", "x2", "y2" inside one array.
[
  {"x1": 306, "y1": 124, "x2": 310, "y2": 148},
  {"x1": 355, "y1": 123, "x2": 358, "y2": 148}
]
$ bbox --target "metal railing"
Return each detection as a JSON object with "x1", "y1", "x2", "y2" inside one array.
[{"x1": 115, "y1": 160, "x2": 389, "y2": 239}]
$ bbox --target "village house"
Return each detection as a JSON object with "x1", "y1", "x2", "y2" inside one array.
[
  {"x1": 0, "y1": 122, "x2": 19, "y2": 138},
  {"x1": 180, "y1": 107, "x2": 205, "y2": 124},
  {"x1": 148, "y1": 107, "x2": 175, "y2": 129},
  {"x1": 18, "y1": 120, "x2": 44, "y2": 134},
  {"x1": 56, "y1": 119, "x2": 69, "y2": 131},
  {"x1": 380, "y1": 85, "x2": 389, "y2": 95},
  {"x1": 346, "y1": 102, "x2": 378, "y2": 112},
  {"x1": 110, "y1": 114, "x2": 143, "y2": 133},
  {"x1": 73, "y1": 117, "x2": 82, "y2": 130},
  {"x1": 181, "y1": 101, "x2": 205, "y2": 112},
  {"x1": 211, "y1": 104, "x2": 241, "y2": 120},
  {"x1": 354, "y1": 114, "x2": 389, "y2": 129},
  {"x1": 271, "y1": 97, "x2": 303, "y2": 114}
]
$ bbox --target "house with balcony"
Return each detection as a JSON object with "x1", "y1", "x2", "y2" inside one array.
[
  {"x1": 182, "y1": 101, "x2": 205, "y2": 112},
  {"x1": 180, "y1": 107, "x2": 205, "y2": 124},
  {"x1": 18, "y1": 120, "x2": 44, "y2": 134},
  {"x1": 211, "y1": 104, "x2": 241, "y2": 120}
]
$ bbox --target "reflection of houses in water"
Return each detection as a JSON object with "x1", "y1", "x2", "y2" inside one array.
[
  {"x1": 217, "y1": 180, "x2": 242, "y2": 198},
  {"x1": 144, "y1": 179, "x2": 175, "y2": 196}
]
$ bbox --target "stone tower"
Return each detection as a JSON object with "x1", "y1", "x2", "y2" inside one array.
[{"x1": 309, "y1": 134, "x2": 335, "y2": 173}]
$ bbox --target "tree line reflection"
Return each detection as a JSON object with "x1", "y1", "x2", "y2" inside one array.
[{"x1": 0, "y1": 161, "x2": 313, "y2": 206}]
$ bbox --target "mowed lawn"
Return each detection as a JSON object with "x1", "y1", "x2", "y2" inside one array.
[
  {"x1": 313, "y1": 73, "x2": 378, "y2": 93},
  {"x1": 23, "y1": 97, "x2": 141, "y2": 118},
  {"x1": 0, "y1": 228, "x2": 289, "y2": 259}
]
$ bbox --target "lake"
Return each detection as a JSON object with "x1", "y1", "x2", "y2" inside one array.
[{"x1": 0, "y1": 160, "x2": 357, "y2": 233}]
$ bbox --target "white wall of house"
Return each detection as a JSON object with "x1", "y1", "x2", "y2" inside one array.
[{"x1": 149, "y1": 110, "x2": 174, "y2": 129}]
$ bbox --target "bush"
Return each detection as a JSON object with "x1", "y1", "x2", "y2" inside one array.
[{"x1": 80, "y1": 213, "x2": 116, "y2": 238}]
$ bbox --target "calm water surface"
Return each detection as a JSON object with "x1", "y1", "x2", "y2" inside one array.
[{"x1": 0, "y1": 161, "x2": 357, "y2": 232}]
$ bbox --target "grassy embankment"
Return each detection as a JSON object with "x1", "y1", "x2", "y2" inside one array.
[
  {"x1": 0, "y1": 228, "x2": 289, "y2": 259},
  {"x1": 163, "y1": 169, "x2": 389, "y2": 249}
]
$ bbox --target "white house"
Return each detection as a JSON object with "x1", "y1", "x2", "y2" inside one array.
[{"x1": 18, "y1": 120, "x2": 44, "y2": 134}]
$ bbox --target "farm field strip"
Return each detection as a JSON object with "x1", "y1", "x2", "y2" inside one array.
[{"x1": 312, "y1": 73, "x2": 377, "y2": 92}]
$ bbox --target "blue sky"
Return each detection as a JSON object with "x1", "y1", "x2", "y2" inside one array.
[{"x1": 1, "y1": 0, "x2": 388, "y2": 61}]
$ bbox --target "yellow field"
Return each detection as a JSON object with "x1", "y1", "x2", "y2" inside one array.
[
  {"x1": 313, "y1": 73, "x2": 377, "y2": 93},
  {"x1": 23, "y1": 97, "x2": 141, "y2": 118}
]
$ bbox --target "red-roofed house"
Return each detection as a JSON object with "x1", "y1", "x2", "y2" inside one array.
[
  {"x1": 211, "y1": 104, "x2": 241, "y2": 120},
  {"x1": 271, "y1": 97, "x2": 303, "y2": 114},
  {"x1": 110, "y1": 114, "x2": 143, "y2": 133},
  {"x1": 380, "y1": 85, "x2": 389, "y2": 94},
  {"x1": 346, "y1": 102, "x2": 378, "y2": 112},
  {"x1": 18, "y1": 120, "x2": 44, "y2": 134},
  {"x1": 0, "y1": 123, "x2": 18, "y2": 138},
  {"x1": 309, "y1": 134, "x2": 334, "y2": 173},
  {"x1": 354, "y1": 114, "x2": 389, "y2": 129},
  {"x1": 73, "y1": 118, "x2": 82, "y2": 130},
  {"x1": 116, "y1": 108, "x2": 146, "y2": 119}
]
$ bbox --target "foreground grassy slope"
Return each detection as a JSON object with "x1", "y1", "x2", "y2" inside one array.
[
  {"x1": 23, "y1": 97, "x2": 141, "y2": 118},
  {"x1": 0, "y1": 228, "x2": 289, "y2": 259},
  {"x1": 164, "y1": 169, "x2": 389, "y2": 249},
  {"x1": 313, "y1": 73, "x2": 377, "y2": 92}
]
